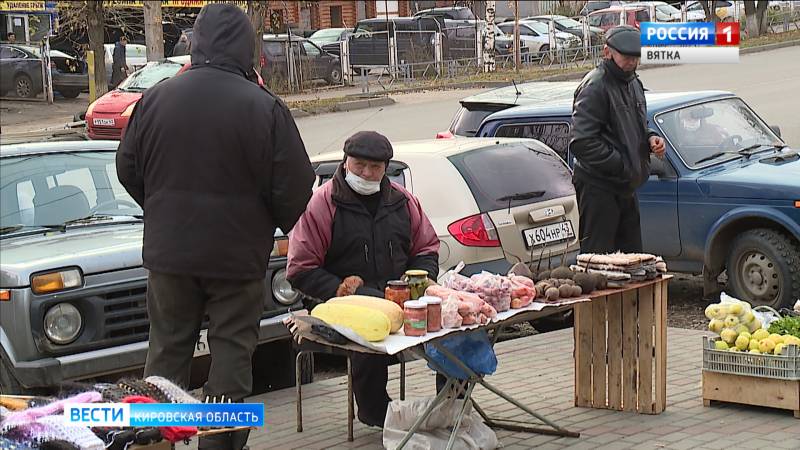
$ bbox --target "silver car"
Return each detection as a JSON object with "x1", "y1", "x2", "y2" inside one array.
[{"x1": 0, "y1": 140, "x2": 303, "y2": 393}]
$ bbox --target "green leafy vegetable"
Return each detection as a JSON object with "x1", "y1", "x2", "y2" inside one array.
[{"x1": 767, "y1": 316, "x2": 800, "y2": 339}]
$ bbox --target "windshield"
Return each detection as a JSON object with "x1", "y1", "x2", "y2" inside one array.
[
  {"x1": 655, "y1": 98, "x2": 783, "y2": 168},
  {"x1": 0, "y1": 151, "x2": 141, "y2": 231},
  {"x1": 311, "y1": 28, "x2": 345, "y2": 39},
  {"x1": 555, "y1": 17, "x2": 583, "y2": 28},
  {"x1": 657, "y1": 4, "x2": 680, "y2": 15},
  {"x1": 524, "y1": 21, "x2": 550, "y2": 34},
  {"x1": 117, "y1": 61, "x2": 182, "y2": 92}
]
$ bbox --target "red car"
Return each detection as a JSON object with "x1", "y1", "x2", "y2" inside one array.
[
  {"x1": 86, "y1": 56, "x2": 190, "y2": 140},
  {"x1": 87, "y1": 55, "x2": 265, "y2": 140}
]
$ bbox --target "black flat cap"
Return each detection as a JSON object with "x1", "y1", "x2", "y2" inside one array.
[
  {"x1": 343, "y1": 131, "x2": 393, "y2": 162},
  {"x1": 606, "y1": 25, "x2": 641, "y2": 56}
]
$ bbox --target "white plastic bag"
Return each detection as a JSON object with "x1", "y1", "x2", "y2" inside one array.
[
  {"x1": 720, "y1": 292, "x2": 779, "y2": 329},
  {"x1": 382, "y1": 397, "x2": 498, "y2": 450}
]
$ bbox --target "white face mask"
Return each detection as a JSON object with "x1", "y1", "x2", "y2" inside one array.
[{"x1": 345, "y1": 170, "x2": 381, "y2": 196}]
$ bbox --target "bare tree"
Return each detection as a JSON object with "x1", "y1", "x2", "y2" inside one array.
[
  {"x1": 247, "y1": 0, "x2": 267, "y2": 75},
  {"x1": 85, "y1": 2, "x2": 108, "y2": 98},
  {"x1": 484, "y1": 0, "x2": 496, "y2": 72},
  {"x1": 143, "y1": 0, "x2": 164, "y2": 61},
  {"x1": 744, "y1": 1, "x2": 770, "y2": 38},
  {"x1": 694, "y1": 1, "x2": 720, "y2": 24}
]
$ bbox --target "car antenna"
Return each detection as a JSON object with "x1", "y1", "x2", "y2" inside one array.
[{"x1": 512, "y1": 79, "x2": 521, "y2": 104}]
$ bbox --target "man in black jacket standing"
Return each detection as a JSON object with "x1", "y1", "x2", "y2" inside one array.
[
  {"x1": 117, "y1": 4, "x2": 314, "y2": 449},
  {"x1": 569, "y1": 25, "x2": 665, "y2": 254}
]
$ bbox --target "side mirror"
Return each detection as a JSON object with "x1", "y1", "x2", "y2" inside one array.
[{"x1": 770, "y1": 125, "x2": 782, "y2": 139}]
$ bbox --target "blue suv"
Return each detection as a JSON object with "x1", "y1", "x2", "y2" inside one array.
[{"x1": 462, "y1": 84, "x2": 799, "y2": 308}]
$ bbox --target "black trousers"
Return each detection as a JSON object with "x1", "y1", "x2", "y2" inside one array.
[
  {"x1": 574, "y1": 178, "x2": 643, "y2": 254},
  {"x1": 350, "y1": 353, "x2": 392, "y2": 426},
  {"x1": 144, "y1": 271, "x2": 264, "y2": 449}
]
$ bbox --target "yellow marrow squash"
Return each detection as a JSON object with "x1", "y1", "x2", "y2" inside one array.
[
  {"x1": 310, "y1": 303, "x2": 391, "y2": 342},
  {"x1": 328, "y1": 295, "x2": 404, "y2": 333}
]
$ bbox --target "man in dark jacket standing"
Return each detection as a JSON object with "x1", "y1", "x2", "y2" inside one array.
[
  {"x1": 287, "y1": 131, "x2": 440, "y2": 427},
  {"x1": 111, "y1": 35, "x2": 128, "y2": 87},
  {"x1": 569, "y1": 25, "x2": 666, "y2": 254},
  {"x1": 117, "y1": 4, "x2": 314, "y2": 449}
]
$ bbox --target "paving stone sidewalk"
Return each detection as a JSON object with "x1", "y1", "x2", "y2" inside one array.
[{"x1": 185, "y1": 328, "x2": 800, "y2": 449}]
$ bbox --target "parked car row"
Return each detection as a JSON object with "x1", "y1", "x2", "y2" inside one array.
[
  {"x1": 438, "y1": 81, "x2": 800, "y2": 310},
  {"x1": 0, "y1": 44, "x2": 87, "y2": 99}
]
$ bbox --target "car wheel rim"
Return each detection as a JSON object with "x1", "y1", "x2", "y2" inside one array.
[
  {"x1": 738, "y1": 250, "x2": 781, "y2": 303},
  {"x1": 332, "y1": 70, "x2": 341, "y2": 82},
  {"x1": 17, "y1": 78, "x2": 30, "y2": 97}
]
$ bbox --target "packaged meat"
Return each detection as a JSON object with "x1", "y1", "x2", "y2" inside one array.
[
  {"x1": 509, "y1": 274, "x2": 536, "y2": 309},
  {"x1": 441, "y1": 295, "x2": 463, "y2": 329},
  {"x1": 470, "y1": 272, "x2": 512, "y2": 312},
  {"x1": 425, "y1": 285, "x2": 483, "y2": 314},
  {"x1": 441, "y1": 271, "x2": 475, "y2": 292}
]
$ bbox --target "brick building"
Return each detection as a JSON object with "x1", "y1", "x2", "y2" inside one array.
[{"x1": 265, "y1": 1, "x2": 378, "y2": 32}]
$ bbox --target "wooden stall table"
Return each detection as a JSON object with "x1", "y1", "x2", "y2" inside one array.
[{"x1": 573, "y1": 275, "x2": 672, "y2": 414}]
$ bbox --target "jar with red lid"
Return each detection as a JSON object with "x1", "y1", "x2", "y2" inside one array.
[
  {"x1": 420, "y1": 296, "x2": 442, "y2": 332},
  {"x1": 403, "y1": 300, "x2": 428, "y2": 337},
  {"x1": 385, "y1": 280, "x2": 410, "y2": 307}
]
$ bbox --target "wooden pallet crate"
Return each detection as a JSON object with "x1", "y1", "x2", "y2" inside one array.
[
  {"x1": 702, "y1": 370, "x2": 800, "y2": 419},
  {"x1": 573, "y1": 276, "x2": 670, "y2": 414}
]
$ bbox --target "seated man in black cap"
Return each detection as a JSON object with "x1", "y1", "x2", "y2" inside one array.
[
  {"x1": 287, "y1": 131, "x2": 440, "y2": 427},
  {"x1": 568, "y1": 25, "x2": 666, "y2": 254}
]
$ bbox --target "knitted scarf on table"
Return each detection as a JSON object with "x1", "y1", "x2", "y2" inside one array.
[
  {"x1": 122, "y1": 395, "x2": 197, "y2": 443},
  {"x1": 145, "y1": 376, "x2": 201, "y2": 404},
  {"x1": 0, "y1": 391, "x2": 101, "y2": 432}
]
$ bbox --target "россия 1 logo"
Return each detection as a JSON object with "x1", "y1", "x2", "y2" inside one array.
[{"x1": 640, "y1": 22, "x2": 740, "y2": 64}]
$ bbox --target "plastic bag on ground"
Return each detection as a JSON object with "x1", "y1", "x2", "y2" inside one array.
[{"x1": 382, "y1": 397, "x2": 498, "y2": 450}]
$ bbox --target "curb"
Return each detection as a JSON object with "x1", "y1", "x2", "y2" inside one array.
[
  {"x1": 290, "y1": 96, "x2": 396, "y2": 117},
  {"x1": 740, "y1": 39, "x2": 800, "y2": 54}
]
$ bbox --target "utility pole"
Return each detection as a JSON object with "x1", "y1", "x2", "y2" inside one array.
[
  {"x1": 513, "y1": 0, "x2": 520, "y2": 72},
  {"x1": 143, "y1": 0, "x2": 164, "y2": 60}
]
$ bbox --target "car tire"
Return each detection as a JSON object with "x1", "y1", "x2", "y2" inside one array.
[
  {"x1": 59, "y1": 88, "x2": 81, "y2": 99},
  {"x1": 726, "y1": 228, "x2": 800, "y2": 309},
  {"x1": 15, "y1": 73, "x2": 36, "y2": 98},
  {"x1": 326, "y1": 66, "x2": 343, "y2": 85},
  {"x1": 538, "y1": 45, "x2": 552, "y2": 65}
]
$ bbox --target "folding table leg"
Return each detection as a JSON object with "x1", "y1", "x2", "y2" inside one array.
[
  {"x1": 395, "y1": 378, "x2": 455, "y2": 450},
  {"x1": 445, "y1": 381, "x2": 476, "y2": 450},
  {"x1": 431, "y1": 342, "x2": 580, "y2": 439},
  {"x1": 400, "y1": 359, "x2": 406, "y2": 401},
  {"x1": 347, "y1": 355, "x2": 354, "y2": 442},
  {"x1": 295, "y1": 351, "x2": 306, "y2": 433}
]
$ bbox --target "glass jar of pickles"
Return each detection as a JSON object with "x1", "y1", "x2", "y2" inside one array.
[
  {"x1": 385, "y1": 280, "x2": 410, "y2": 307},
  {"x1": 404, "y1": 269, "x2": 430, "y2": 300}
]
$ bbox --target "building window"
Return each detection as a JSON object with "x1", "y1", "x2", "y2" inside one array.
[{"x1": 330, "y1": 5, "x2": 343, "y2": 27}]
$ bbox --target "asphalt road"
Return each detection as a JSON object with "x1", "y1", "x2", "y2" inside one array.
[{"x1": 296, "y1": 45, "x2": 800, "y2": 154}]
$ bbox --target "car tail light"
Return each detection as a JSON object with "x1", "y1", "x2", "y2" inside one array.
[
  {"x1": 448, "y1": 213, "x2": 500, "y2": 247},
  {"x1": 436, "y1": 130, "x2": 454, "y2": 139}
]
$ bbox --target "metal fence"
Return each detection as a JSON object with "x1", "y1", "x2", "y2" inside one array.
[{"x1": 262, "y1": 8, "x2": 800, "y2": 95}]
